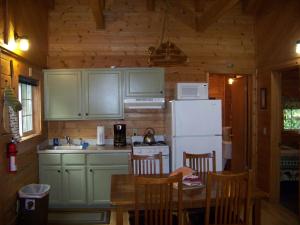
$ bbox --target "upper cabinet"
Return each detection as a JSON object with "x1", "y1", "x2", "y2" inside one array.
[
  {"x1": 83, "y1": 70, "x2": 123, "y2": 119},
  {"x1": 44, "y1": 70, "x2": 82, "y2": 120},
  {"x1": 44, "y1": 69, "x2": 123, "y2": 120},
  {"x1": 44, "y1": 67, "x2": 165, "y2": 120},
  {"x1": 125, "y1": 68, "x2": 164, "y2": 98}
]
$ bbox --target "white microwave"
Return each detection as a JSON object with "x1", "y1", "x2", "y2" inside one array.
[{"x1": 176, "y1": 83, "x2": 208, "y2": 100}]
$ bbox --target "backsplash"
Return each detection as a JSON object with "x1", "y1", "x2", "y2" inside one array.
[{"x1": 47, "y1": 108, "x2": 165, "y2": 139}]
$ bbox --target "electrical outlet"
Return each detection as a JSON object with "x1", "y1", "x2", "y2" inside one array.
[{"x1": 133, "y1": 128, "x2": 138, "y2": 136}]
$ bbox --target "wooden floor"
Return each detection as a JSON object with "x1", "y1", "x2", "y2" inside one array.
[{"x1": 49, "y1": 200, "x2": 299, "y2": 225}]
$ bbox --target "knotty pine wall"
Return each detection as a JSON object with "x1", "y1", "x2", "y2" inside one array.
[
  {"x1": 0, "y1": 1, "x2": 48, "y2": 224},
  {"x1": 255, "y1": 0, "x2": 300, "y2": 194},
  {"x1": 47, "y1": 0, "x2": 255, "y2": 140}
]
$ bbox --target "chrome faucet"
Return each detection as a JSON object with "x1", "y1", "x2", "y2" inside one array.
[{"x1": 65, "y1": 136, "x2": 71, "y2": 145}]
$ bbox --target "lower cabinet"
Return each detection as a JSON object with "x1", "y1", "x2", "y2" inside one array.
[{"x1": 39, "y1": 152, "x2": 129, "y2": 208}]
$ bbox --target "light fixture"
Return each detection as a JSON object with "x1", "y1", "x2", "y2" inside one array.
[
  {"x1": 228, "y1": 78, "x2": 234, "y2": 85},
  {"x1": 148, "y1": 0, "x2": 188, "y2": 66},
  {"x1": 296, "y1": 40, "x2": 300, "y2": 54},
  {"x1": 14, "y1": 33, "x2": 29, "y2": 51}
]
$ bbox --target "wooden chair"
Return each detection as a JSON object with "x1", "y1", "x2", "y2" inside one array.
[
  {"x1": 130, "y1": 153, "x2": 163, "y2": 175},
  {"x1": 205, "y1": 171, "x2": 253, "y2": 225},
  {"x1": 183, "y1": 151, "x2": 216, "y2": 174},
  {"x1": 133, "y1": 173, "x2": 183, "y2": 225}
]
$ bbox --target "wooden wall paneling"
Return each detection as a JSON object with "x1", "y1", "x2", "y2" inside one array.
[
  {"x1": 254, "y1": 0, "x2": 300, "y2": 197},
  {"x1": 147, "y1": 0, "x2": 155, "y2": 11},
  {"x1": 89, "y1": 0, "x2": 105, "y2": 29}
]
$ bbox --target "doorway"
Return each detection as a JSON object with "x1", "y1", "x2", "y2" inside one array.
[
  {"x1": 271, "y1": 67, "x2": 299, "y2": 215},
  {"x1": 208, "y1": 74, "x2": 252, "y2": 171}
]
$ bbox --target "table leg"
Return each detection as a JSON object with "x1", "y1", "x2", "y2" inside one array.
[
  {"x1": 116, "y1": 207, "x2": 123, "y2": 225},
  {"x1": 253, "y1": 199, "x2": 261, "y2": 225}
]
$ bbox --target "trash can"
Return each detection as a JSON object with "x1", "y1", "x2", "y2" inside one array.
[{"x1": 17, "y1": 184, "x2": 50, "y2": 225}]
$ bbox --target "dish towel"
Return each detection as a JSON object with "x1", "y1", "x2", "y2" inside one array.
[{"x1": 4, "y1": 88, "x2": 22, "y2": 142}]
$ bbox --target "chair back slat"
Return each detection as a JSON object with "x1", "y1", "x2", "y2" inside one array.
[
  {"x1": 205, "y1": 171, "x2": 252, "y2": 225},
  {"x1": 130, "y1": 153, "x2": 163, "y2": 175},
  {"x1": 183, "y1": 151, "x2": 216, "y2": 174},
  {"x1": 134, "y1": 174, "x2": 183, "y2": 225}
]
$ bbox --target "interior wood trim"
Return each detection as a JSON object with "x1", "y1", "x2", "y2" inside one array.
[
  {"x1": 89, "y1": 0, "x2": 105, "y2": 29},
  {"x1": 269, "y1": 71, "x2": 282, "y2": 203},
  {"x1": 3, "y1": 0, "x2": 8, "y2": 44},
  {"x1": 0, "y1": 47, "x2": 43, "y2": 69},
  {"x1": 257, "y1": 58, "x2": 300, "y2": 71}
]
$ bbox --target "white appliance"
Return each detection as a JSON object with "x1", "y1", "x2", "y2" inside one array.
[
  {"x1": 166, "y1": 100, "x2": 223, "y2": 171},
  {"x1": 124, "y1": 98, "x2": 165, "y2": 109},
  {"x1": 176, "y1": 83, "x2": 208, "y2": 100},
  {"x1": 131, "y1": 135, "x2": 170, "y2": 174},
  {"x1": 96, "y1": 126, "x2": 105, "y2": 145}
]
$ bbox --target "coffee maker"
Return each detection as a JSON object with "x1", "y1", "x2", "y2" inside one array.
[{"x1": 114, "y1": 124, "x2": 126, "y2": 146}]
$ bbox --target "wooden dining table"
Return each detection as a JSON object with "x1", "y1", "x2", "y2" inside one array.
[{"x1": 110, "y1": 174, "x2": 268, "y2": 225}]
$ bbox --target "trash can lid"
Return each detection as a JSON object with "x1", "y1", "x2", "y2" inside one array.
[{"x1": 19, "y1": 184, "x2": 51, "y2": 199}]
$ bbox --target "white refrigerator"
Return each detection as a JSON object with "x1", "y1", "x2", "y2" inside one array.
[{"x1": 166, "y1": 100, "x2": 223, "y2": 171}]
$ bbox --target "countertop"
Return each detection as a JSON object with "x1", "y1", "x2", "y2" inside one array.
[{"x1": 37, "y1": 145, "x2": 132, "y2": 154}]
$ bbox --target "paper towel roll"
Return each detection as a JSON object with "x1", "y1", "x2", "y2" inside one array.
[{"x1": 97, "y1": 126, "x2": 105, "y2": 145}]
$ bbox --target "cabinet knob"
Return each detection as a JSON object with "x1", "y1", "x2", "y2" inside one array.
[
  {"x1": 85, "y1": 113, "x2": 89, "y2": 116},
  {"x1": 160, "y1": 91, "x2": 163, "y2": 94},
  {"x1": 57, "y1": 170, "x2": 61, "y2": 173},
  {"x1": 89, "y1": 169, "x2": 93, "y2": 172},
  {"x1": 78, "y1": 113, "x2": 81, "y2": 116},
  {"x1": 65, "y1": 169, "x2": 69, "y2": 173}
]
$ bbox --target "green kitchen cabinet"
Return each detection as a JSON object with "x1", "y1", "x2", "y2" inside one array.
[
  {"x1": 44, "y1": 70, "x2": 82, "y2": 120},
  {"x1": 125, "y1": 68, "x2": 164, "y2": 97},
  {"x1": 86, "y1": 153, "x2": 129, "y2": 206},
  {"x1": 39, "y1": 154, "x2": 63, "y2": 206},
  {"x1": 87, "y1": 165, "x2": 128, "y2": 205},
  {"x1": 39, "y1": 165, "x2": 63, "y2": 206},
  {"x1": 39, "y1": 152, "x2": 129, "y2": 208},
  {"x1": 83, "y1": 70, "x2": 123, "y2": 119},
  {"x1": 63, "y1": 166, "x2": 87, "y2": 206}
]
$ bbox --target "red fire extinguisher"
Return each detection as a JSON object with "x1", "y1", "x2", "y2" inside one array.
[{"x1": 7, "y1": 138, "x2": 17, "y2": 173}]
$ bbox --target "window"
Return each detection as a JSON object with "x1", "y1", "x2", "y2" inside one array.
[
  {"x1": 283, "y1": 108, "x2": 300, "y2": 130},
  {"x1": 18, "y1": 75, "x2": 39, "y2": 137},
  {"x1": 283, "y1": 99, "x2": 300, "y2": 130},
  {"x1": 18, "y1": 83, "x2": 33, "y2": 136}
]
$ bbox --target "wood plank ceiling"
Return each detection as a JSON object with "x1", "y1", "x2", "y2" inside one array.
[{"x1": 45, "y1": 0, "x2": 262, "y2": 31}]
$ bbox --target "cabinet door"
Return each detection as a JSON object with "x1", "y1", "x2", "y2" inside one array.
[
  {"x1": 39, "y1": 166, "x2": 63, "y2": 206},
  {"x1": 83, "y1": 70, "x2": 123, "y2": 119},
  {"x1": 63, "y1": 166, "x2": 87, "y2": 206},
  {"x1": 44, "y1": 70, "x2": 82, "y2": 120},
  {"x1": 125, "y1": 68, "x2": 164, "y2": 97},
  {"x1": 87, "y1": 165, "x2": 128, "y2": 205}
]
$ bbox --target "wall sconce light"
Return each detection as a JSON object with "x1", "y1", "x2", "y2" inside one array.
[
  {"x1": 14, "y1": 33, "x2": 29, "y2": 51},
  {"x1": 296, "y1": 40, "x2": 300, "y2": 54},
  {"x1": 228, "y1": 78, "x2": 234, "y2": 85}
]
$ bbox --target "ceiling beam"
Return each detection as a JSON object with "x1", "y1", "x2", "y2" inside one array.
[
  {"x1": 147, "y1": 0, "x2": 155, "y2": 11},
  {"x1": 241, "y1": 0, "x2": 264, "y2": 14},
  {"x1": 89, "y1": 0, "x2": 105, "y2": 29},
  {"x1": 195, "y1": 0, "x2": 239, "y2": 32},
  {"x1": 194, "y1": 0, "x2": 205, "y2": 33},
  {"x1": 194, "y1": 0, "x2": 205, "y2": 12},
  {"x1": 46, "y1": 0, "x2": 55, "y2": 10}
]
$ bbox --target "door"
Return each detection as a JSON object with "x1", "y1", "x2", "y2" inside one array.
[
  {"x1": 87, "y1": 165, "x2": 128, "y2": 205},
  {"x1": 125, "y1": 68, "x2": 164, "y2": 97},
  {"x1": 39, "y1": 166, "x2": 63, "y2": 206},
  {"x1": 172, "y1": 136, "x2": 222, "y2": 171},
  {"x1": 231, "y1": 76, "x2": 248, "y2": 171},
  {"x1": 83, "y1": 69, "x2": 123, "y2": 119},
  {"x1": 63, "y1": 166, "x2": 87, "y2": 206},
  {"x1": 44, "y1": 70, "x2": 82, "y2": 120},
  {"x1": 172, "y1": 100, "x2": 222, "y2": 137}
]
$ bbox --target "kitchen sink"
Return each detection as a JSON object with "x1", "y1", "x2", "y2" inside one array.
[{"x1": 54, "y1": 145, "x2": 83, "y2": 150}]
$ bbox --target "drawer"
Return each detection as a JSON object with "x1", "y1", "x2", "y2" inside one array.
[
  {"x1": 87, "y1": 153, "x2": 129, "y2": 165},
  {"x1": 39, "y1": 154, "x2": 61, "y2": 165},
  {"x1": 62, "y1": 154, "x2": 86, "y2": 165}
]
